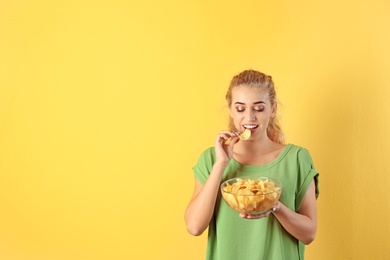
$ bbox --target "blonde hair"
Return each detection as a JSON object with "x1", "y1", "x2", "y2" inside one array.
[{"x1": 225, "y1": 69, "x2": 285, "y2": 144}]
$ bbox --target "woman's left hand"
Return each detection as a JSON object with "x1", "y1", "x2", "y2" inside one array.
[{"x1": 239, "y1": 201, "x2": 281, "y2": 219}]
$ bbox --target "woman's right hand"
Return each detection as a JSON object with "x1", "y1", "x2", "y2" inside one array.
[{"x1": 214, "y1": 130, "x2": 240, "y2": 165}]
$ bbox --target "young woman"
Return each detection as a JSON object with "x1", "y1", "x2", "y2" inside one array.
[{"x1": 185, "y1": 70, "x2": 319, "y2": 260}]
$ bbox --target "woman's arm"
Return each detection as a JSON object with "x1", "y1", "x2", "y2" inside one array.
[
  {"x1": 184, "y1": 131, "x2": 239, "y2": 236},
  {"x1": 273, "y1": 179, "x2": 317, "y2": 244},
  {"x1": 184, "y1": 162, "x2": 228, "y2": 236},
  {"x1": 240, "y1": 179, "x2": 317, "y2": 245}
]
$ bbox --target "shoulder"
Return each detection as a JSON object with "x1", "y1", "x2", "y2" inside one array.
[
  {"x1": 287, "y1": 143, "x2": 309, "y2": 152},
  {"x1": 286, "y1": 144, "x2": 319, "y2": 201},
  {"x1": 286, "y1": 144, "x2": 313, "y2": 159},
  {"x1": 200, "y1": 146, "x2": 216, "y2": 156},
  {"x1": 282, "y1": 144, "x2": 316, "y2": 169},
  {"x1": 196, "y1": 147, "x2": 216, "y2": 165},
  {"x1": 192, "y1": 147, "x2": 216, "y2": 183}
]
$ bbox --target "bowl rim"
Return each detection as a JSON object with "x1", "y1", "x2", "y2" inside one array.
[{"x1": 220, "y1": 176, "x2": 282, "y2": 196}]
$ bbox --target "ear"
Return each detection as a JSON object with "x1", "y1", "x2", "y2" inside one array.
[{"x1": 271, "y1": 103, "x2": 277, "y2": 117}]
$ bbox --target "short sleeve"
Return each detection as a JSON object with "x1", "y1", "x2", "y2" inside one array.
[
  {"x1": 295, "y1": 148, "x2": 320, "y2": 210},
  {"x1": 192, "y1": 147, "x2": 216, "y2": 185}
]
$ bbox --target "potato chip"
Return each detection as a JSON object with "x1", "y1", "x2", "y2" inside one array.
[
  {"x1": 239, "y1": 129, "x2": 251, "y2": 140},
  {"x1": 224, "y1": 129, "x2": 251, "y2": 145}
]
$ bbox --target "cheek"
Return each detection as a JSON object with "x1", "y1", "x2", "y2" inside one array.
[
  {"x1": 231, "y1": 112, "x2": 244, "y2": 121},
  {"x1": 229, "y1": 109, "x2": 237, "y2": 118},
  {"x1": 230, "y1": 113, "x2": 242, "y2": 126},
  {"x1": 257, "y1": 114, "x2": 272, "y2": 125}
]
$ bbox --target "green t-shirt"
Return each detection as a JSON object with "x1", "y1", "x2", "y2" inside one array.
[{"x1": 193, "y1": 144, "x2": 319, "y2": 260}]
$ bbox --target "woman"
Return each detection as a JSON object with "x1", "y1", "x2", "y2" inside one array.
[{"x1": 184, "y1": 69, "x2": 319, "y2": 260}]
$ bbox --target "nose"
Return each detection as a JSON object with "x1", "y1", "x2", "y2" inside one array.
[{"x1": 247, "y1": 110, "x2": 255, "y2": 121}]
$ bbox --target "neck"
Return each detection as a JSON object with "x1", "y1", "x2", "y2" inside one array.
[
  {"x1": 235, "y1": 136, "x2": 274, "y2": 154},
  {"x1": 232, "y1": 137, "x2": 285, "y2": 165}
]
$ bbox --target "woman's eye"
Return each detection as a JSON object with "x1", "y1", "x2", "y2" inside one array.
[
  {"x1": 255, "y1": 107, "x2": 264, "y2": 112},
  {"x1": 236, "y1": 107, "x2": 245, "y2": 112}
]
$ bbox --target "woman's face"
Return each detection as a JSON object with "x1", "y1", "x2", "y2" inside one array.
[{"x1": 229, "y1": 85, "x2": 275, "y2": 140}]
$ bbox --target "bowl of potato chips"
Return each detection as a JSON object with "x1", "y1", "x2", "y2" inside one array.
[{"x1": 220, "y1": 177, "x2": 282, "y2": 215}]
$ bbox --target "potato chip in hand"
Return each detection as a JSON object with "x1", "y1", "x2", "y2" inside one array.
[
  {"x1": 225, "y1": 129, "x2": 251, "y2": 145},
  {"x1": 239, "y1": 129, "x2": 251, "y2": 140}
]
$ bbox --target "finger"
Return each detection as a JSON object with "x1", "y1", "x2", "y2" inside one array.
[
  {"x1": 239, "y1": 211, "x2": 271, "y2": 219},
  {"x1": 217, "y1": 131, "x2": 235, "y2": 140},
  {"x1": 224, "y1": 134, "x2": 240, "y2": 146},
  {"x1": 215, "y1": 134, "x2": 229, "y2": 146},
  {"x1": 227, "y1": 135, "x2": 240, "y2": 145}
]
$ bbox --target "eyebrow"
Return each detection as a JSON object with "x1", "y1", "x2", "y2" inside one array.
[{"x1": 234, "y1": 101, "x2": 266, "y2": 105}]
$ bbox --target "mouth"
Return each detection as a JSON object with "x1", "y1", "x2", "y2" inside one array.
[{"x1": 243, "y1": 124, "x2": 259, "y2": 131}]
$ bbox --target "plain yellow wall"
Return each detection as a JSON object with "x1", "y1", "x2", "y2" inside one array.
[{"x1": 1, "y1": 1, "x2": 390, "y2": 259}]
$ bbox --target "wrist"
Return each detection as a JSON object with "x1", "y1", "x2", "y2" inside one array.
[
  {"x1": 272, "y1": 201, "x2": 281, "y2": 213},
  {"x1": 214, "y1": 160, "x2": 229, "y2": 168}
]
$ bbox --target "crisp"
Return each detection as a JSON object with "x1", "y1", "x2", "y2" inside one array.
[
  {"x1": 239, "y1": 129, "x2": 251, "y2": 140},
  {"x1": 225, "y1": 129, "x2": 251, "y2": 145}
]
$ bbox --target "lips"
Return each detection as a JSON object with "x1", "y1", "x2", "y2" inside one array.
[{"x1": 243, "y1": 124, "x2": 258, "y2": 130}]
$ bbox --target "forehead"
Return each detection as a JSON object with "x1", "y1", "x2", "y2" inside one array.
[{"x1": 231, "y1": 86, "x2": 269, "y2": 103}]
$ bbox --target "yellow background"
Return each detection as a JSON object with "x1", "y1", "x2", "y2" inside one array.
[{"x1": 1, "y1": 0, "x2": 389, "y2": 259}]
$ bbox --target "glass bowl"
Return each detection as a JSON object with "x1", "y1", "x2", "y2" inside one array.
[{"x1": 220, "y1": 176, "x2": 282, "y2": 214}]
